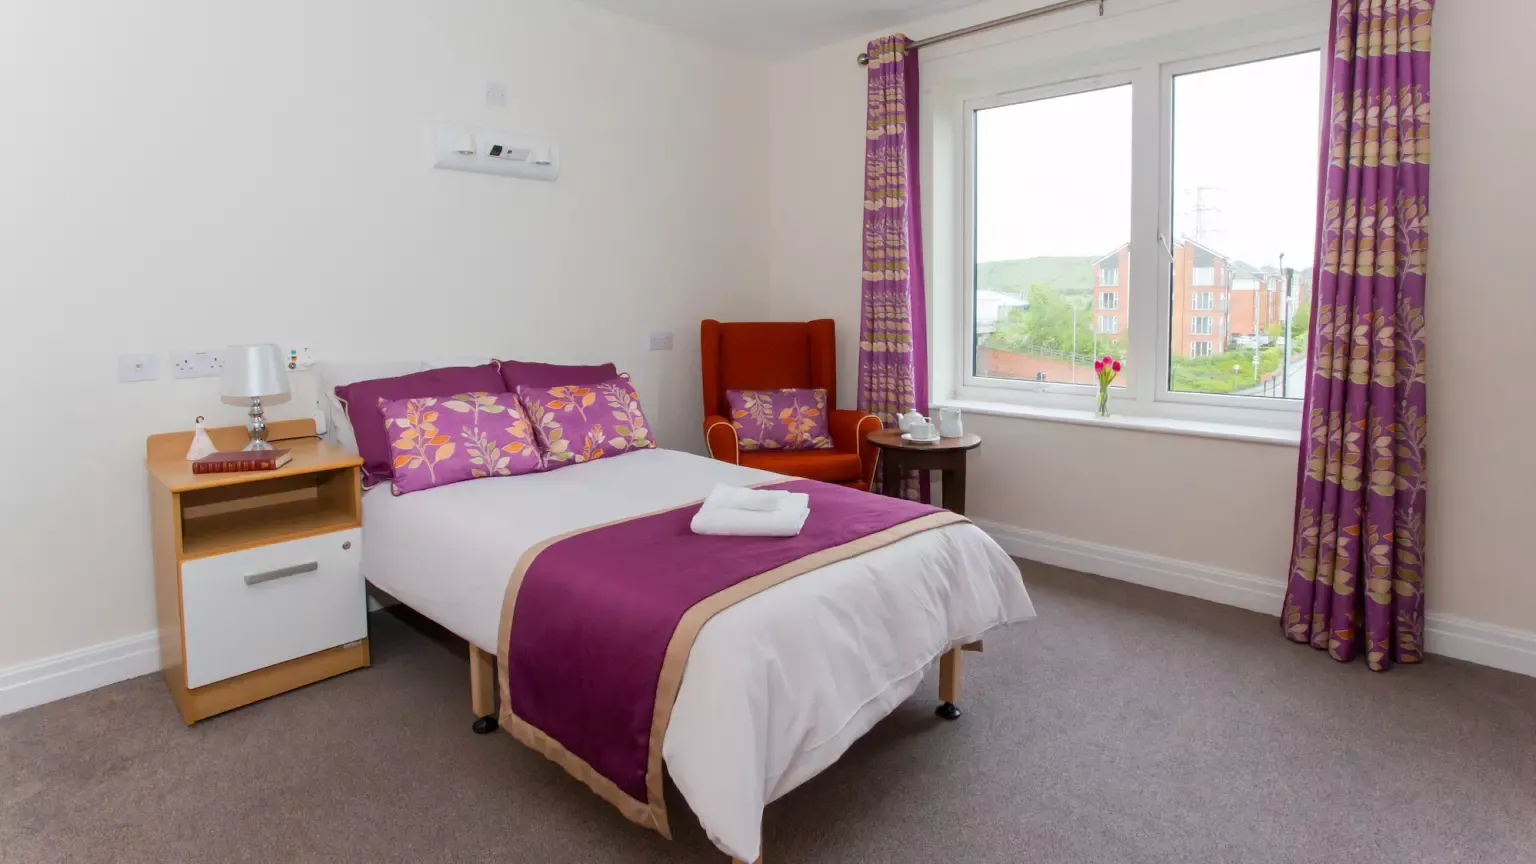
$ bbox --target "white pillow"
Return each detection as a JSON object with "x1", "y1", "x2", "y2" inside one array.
[
  {"x1": 420, "y1": 357, "x2": 496, "y2": 371},
  {"x1": 314, "y1": 361, "x2": 423, "y2": 456}
]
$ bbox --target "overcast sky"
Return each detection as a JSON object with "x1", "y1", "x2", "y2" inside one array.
[{"x1": 976, "y1": 51, "x2": 1322, "y2": 270}]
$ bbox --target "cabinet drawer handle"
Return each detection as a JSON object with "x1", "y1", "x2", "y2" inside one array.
[{"x1": 243, "y1": 562, "x2": 319, "y2": 587}]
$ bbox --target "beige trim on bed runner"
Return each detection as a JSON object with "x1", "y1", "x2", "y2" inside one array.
[{"x1": 495, "y1": 498, "x2": 968, "y2": 839}]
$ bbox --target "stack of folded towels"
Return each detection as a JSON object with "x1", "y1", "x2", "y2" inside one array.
[{"x1": 690, "y1": 484, "x2": 811, "y2": 538}]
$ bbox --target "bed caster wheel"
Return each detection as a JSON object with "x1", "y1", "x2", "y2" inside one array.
[
  {"x1": 935, "y1": 702, "x2": 962, "y2": 721},
  {"x1": 472, "y1": 716, "x2": 499, "y2": 735}
]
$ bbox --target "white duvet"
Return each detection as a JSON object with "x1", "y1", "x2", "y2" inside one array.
[{"x1": 362, "y1": 449, "x2": 1035, "y2": 861}]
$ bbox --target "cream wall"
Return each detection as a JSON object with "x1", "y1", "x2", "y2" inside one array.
[
  {"x1": 766, "y1": 0, "x2": 1536, "y2": 632},
  {"x1": 2, "y1": 0, "x2": 1529, "y2": 689},
  {"x1": 0, "y1": 0, "x2": 767, "y2": 670},
  {"x1": 1427, "y1": 0, "x2": 1536, "y2": 632}
]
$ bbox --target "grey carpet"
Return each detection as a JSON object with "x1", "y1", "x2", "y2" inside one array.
[{"x1": 3, "y1": 562, "x2": 1534, "y2": 864}]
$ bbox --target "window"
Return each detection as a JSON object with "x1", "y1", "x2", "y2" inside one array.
[
  {"x1": 972, "y1": 83, "x2": 1132, "y2": 388},
  {"x1": 954, "y1": 32, "x2": 1321, "y2": 428},
  {"x1": 1168, "y1": 52, "x2": 1319, "y2": 402}
]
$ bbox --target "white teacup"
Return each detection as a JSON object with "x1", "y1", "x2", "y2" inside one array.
[{"x1": 909, "y1": 420, "x2": 938, "y2": 441}]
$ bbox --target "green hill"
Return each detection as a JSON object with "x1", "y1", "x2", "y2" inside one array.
[{"x1": 978, "y1": 256, "x2": 1099, "y2": 299}]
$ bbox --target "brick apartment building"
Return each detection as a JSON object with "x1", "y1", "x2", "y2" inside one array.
[
  {"x1": 1091, "y1": 245, "x2": 1130, "y2": 350},
  {"x1": 1092, "y1": 238, "x2": 1298, "y2": 359}
]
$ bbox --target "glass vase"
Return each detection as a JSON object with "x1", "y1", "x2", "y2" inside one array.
[{"x1": 1096, "y1": 386, "x2": 1110, "y2": 418}]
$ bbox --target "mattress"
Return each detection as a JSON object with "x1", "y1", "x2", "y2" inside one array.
[{"x1": 362, "y1": 448, "x2": 1035, "y2": 861}]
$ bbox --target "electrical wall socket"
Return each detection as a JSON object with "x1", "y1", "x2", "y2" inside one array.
[
  {"x1": 171, "y1": 349, "x2": 225, "y2": 379},
  {"x1": 648, "y1": 332, "x2": 674, "y2": 351},
  {"x1": 287, "y1": 346, "x2": 315, "y2": 370}
]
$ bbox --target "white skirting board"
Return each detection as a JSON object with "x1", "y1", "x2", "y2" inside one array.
[
  {"x1": 976, "y1": 520, "x2": 1536, "y2": 680},
  {"x1": 0, "y1": 631, "x2": 160, "y2": 718},
  {"x1": 0, "y1": 585, "x2": 400, "y2": 718},
  {"x1": 3, "y1": 529, "x2": 1534, "y2": 718}
]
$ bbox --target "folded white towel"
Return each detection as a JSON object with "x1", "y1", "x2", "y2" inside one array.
[
  {"x1": 690, "y1": 498, "x2": 811, "y2": 537},
  {"x1": 704, "y1": 483, "x2": 797, "y2": 513}
]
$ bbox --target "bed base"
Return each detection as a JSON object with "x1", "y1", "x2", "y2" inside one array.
[{"x1": 466, "y1": 643, "x2": 964, "y2": 860}]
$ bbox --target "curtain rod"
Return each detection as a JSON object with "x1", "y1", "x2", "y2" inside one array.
[{"x1": 856, "y1": 0, "x2": 1105, "y2": 66}]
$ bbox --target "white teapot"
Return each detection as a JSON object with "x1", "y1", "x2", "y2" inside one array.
[{"x1": 898, "y1": 410, "x2": 927, "y2": 434}]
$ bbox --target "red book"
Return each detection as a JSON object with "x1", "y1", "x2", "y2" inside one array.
[{"x1": 192, "y1": 449, "x2": 293, "y2": 474}]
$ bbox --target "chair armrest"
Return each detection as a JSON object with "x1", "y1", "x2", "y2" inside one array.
[
  {"x1": 829, "y1": 410, "x2": 882, "y2": 489},
  {"x1": 703, "y1": 415, "x2": 740, "y2": 465}
]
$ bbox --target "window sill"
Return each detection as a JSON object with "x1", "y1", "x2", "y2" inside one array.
[{"x1": 930, "y1": 398, "x2": 1302, "y2": 447}]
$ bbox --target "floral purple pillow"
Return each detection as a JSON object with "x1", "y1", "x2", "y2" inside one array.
[
  {"x1": 727, "y1": 388, "x2": 833, "y2": 451},
  {"x1": 517, "y1": 376, "x2": 657, "y2": 468},
  {"x1": 379, "y1": 393, "x2": 542, "y2": 495}
]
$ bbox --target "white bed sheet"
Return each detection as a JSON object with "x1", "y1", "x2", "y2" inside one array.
[{"x1": 362, "y1": 449, "x2": 1035, "y2": 861}]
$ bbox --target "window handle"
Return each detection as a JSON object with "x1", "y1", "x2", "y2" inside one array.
[{"x1": 1157, "y1": 232, "x2": 1175, "y2": 263}]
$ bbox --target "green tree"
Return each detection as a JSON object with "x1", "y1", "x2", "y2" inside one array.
[
  {"x1": 1290, "y1": 301, "x2": 1311, "y2": 342},
  {"x1": 986, "y1": 283, "x2": 1109, "y2": 360}
]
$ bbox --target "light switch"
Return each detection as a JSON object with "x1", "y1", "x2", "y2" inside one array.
[
  {"x1": 118, "y1": 353, "x2": 159, "y2": 383},
  {"x1": 649, "y1": 332, "x2": 674, "y2": 351},
  {"x1": 486, "y1": 81, "x2": 507, "y2": 107}
]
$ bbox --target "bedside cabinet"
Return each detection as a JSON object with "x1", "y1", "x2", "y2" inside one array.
[{"x1": 145, "y1": 418, "x2": 370, "y2": 725}]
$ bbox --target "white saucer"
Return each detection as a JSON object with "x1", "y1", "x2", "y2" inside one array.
[{"x1": 901, "y1": 433, "x2": 941, "y2": 444}]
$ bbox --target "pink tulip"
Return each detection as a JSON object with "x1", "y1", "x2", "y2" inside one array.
[
  {"x1": 1103, "y1": 355, "x2": 1113, "y2": 366},
  {"x1": 1112, "y1": 360, "x2": 1122, "y2": 372},
  {"x1": 1094, "y1": 359, "x2": 1105, "y2": 372}
]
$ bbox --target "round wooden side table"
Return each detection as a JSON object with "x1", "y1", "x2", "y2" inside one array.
[{"x1": 865, "y1": 428, "x2": 983, "y2": 515}]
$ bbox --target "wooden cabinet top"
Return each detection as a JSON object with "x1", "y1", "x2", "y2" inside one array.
[{"x1": 146, "y1": 419, "x2": 362, "y2": 493}]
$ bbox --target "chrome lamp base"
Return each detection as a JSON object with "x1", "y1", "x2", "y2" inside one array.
[{"x1": 242, "y1": 397, "x2": 274, "y2": 451}]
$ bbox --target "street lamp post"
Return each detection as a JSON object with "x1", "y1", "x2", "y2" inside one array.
[
  {"x1": 1280, "y1": 253, "x2": 1294, "y2": 399},
  {"x1": 1071, "y1": 303, "x2": 1078, "y2": 385}
]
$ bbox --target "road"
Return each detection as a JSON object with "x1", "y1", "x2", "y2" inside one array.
[{"x1": 1236, "y1": 357, "x2": 1307, "y2": 398}]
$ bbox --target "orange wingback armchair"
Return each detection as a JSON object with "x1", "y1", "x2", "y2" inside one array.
[{"x1": 701, "y1": 319, "x2": 882, "y2": 491}]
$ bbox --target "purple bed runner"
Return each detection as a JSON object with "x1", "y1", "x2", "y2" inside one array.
[{"x1": 494, "y1": 478, "x2": 963, "y2": 837}]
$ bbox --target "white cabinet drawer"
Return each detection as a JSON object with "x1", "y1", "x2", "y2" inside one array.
[{"x1": 181, "y1": 528, "x2": 366, "y2": 689}]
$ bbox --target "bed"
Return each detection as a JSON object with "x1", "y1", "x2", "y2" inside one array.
[{"x1": 360, "y1": 446, "x2": 1035, "y2": 862}]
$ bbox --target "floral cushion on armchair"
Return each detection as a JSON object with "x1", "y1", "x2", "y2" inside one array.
[
  {"x1": 518, "y1": 376, "x2": 657, "y2": 468},
  {"x1": 380, "y1": 392, "x2": 542, "y2": 495},
  {"x1": 726, "y1": 388, "x2": 834, "y2": 451}
]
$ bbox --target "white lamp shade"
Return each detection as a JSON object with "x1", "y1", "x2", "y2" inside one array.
[{"x1": 222, "y1": 344, "x2": 291, "y2": 399}]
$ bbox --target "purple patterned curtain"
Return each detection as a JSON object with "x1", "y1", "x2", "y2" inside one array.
[
  {"x1": 1283, "y1": 0, "x2": 1433, "y2": 671},
  {"x1": 858, "y1": 35, "x2": 928, "y2": 500}
]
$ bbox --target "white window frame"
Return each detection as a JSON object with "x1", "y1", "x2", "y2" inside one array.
[
  {"x1": 948, "y1": 30, "x2": 1323, "y2": 429},
  {"x1": 1100, "y1": 291, "x2": 1118, "y2": 310},
  {"x1": 1099, "y1": 314, "x2": 1119, "y2": 335},
  {"x1": 1193, "y1": 291, "x2": 1213, "y2": 311},
  {"x1": 1191, "y1": 341, "x2": 1213, "y2": 358},
  {"x1": 1100, "y1": 266, "x2": 1120, "y2": 287}
]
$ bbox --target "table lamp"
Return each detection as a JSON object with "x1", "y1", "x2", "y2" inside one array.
[{"x1": 222, "y1": 344, "x2": 291, "y2": 450}]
